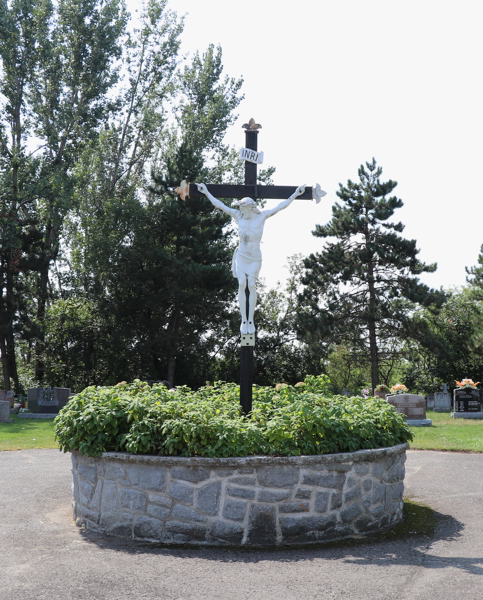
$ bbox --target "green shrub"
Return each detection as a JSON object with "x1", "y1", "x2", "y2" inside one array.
[{"x1": 54, "y1": 377, "x2": 413, "y2": 458}]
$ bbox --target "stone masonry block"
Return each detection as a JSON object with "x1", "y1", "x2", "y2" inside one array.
[
  {"x1": 227, "y1": 486, "x2": 256, "y2": 500},
  {"x1": 172, "y1": 504, "x2": 207, "y2": 523},
  {"x1": 340, "y1": 503, "x2": 363, "y2": 524},
  {"x1": 246, "y1": 504, "x2": 277, "y2": 545},
  {"x1": 315, "y1": 491, "x2": 329, "y2": 513},
  {"x1": 330, "y1": 492, "x2": 342, "y2": 510},
  {"x1": 195, "y1": 481, "x2": 221, "y2": 516},
  {"x1": 295, "y1": 488, "x2": 312, "y2": 500},
  {"x1": 148, "y1": 493, "x2": 172, "y2": 508},
  {"x1": 257, "y1": 467, "x2": 300, "y2": 488},
  {"x1": 119, "y1": 488, "x2": 146, "y2": 511},
  {"x1": 168, "y1": 481, "x2": 194, "y2": 505},
  {"x1": 146, "y1": 504, "x2": 170, "y2": 520},
  {"x1": 128, "y1": 464, "x2": 167, "y2": 491},
  {"x1": 79, "y1": 480, "x2": 94, "y2": 506},
  {"x1": 279, "y1": 514, "x2": 337, "y2": 544},
  {"x1": 133, "y1": 515, "x2": 163, "y2": 541},
  {"x1": 257, "y1": 490, "x2": 292, "y2": 503},
  {"x1": 302, "y1": 472, "x2": 346, "y2": 490},
  {"x1": 278, "y1": 502, "x2": 310, "y2": 514},
  {"x1": 346, "y1": 476, "x2": 358, "y2": 489},
  {"x1": 344, "y1": 485, "x2": 362, "y2": 504},
  {"x1": 363, "y1": 479, "x2": 373, "y2": 492},
  {"x1": 229, "y1": 476, "x2": 256, "y2": 486},
  {"x1": 209, "y1": 521, "x2": 244, "y2": 545},
  {"x1": 371, "y1": 460, "x2": 386, "y2": 480},
  {"x1": 372, "y1": 481, "x2": 386, "y2": 504},
  {"x1": 222, "y1": 499, "x2": 247, "y2": 522},
  {"x1": 89, "y1": 480, "x2": 103, "y2": 510},
  {"x1": 171, "y1": 467, "x2": 211, "y2": 483},
  {"x1": 101, "y1": 462, "x2": 126, "y2": 480},
  {"x1": 78, "y1": 464, "x2": 97, "y2": 485},
  {"x1": 165, "y1": 521, "x2": 207, "y2": 542},
  {"x1": 353, "y1": 463, "x2": 369, "y2": 476}
]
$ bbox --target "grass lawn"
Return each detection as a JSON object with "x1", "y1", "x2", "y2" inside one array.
[
  {"x1": 409, "y1": 410, "x2": 483, "y2": 452},
  {"x1": 0, "y1": 415, "x2": 57, "y2": 451}
]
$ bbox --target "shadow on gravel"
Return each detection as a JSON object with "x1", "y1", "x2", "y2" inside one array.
[{"x1": 77, "y1": 501, "x2": 476, "y2": 573}]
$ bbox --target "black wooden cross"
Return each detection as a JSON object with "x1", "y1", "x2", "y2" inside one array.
[{"x1": 175, "y1": 119, "x2": 325, "y2": 414}]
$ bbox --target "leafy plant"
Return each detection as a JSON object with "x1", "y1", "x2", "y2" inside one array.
[{"x1": 54, "y1": 376, "x2": 413, "y2": 457}]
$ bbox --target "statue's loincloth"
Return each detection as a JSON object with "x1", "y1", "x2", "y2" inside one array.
[{"x1": 232, "y1": 247, "x2": 261, "y2": 279}]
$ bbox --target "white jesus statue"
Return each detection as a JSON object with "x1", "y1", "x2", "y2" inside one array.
[{"x1": 196, "y1": 183, "x2": 306, "y2": 334}]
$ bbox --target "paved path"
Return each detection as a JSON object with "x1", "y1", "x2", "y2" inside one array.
[{"x1": 0, "y1": 449, "x2": 482, "y2": 600}]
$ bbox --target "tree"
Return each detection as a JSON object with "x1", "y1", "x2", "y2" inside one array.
[
  {"x1": 298, "y1": 159, "x2": 446, "y2": 391},
  {"x1": 0, "y1": 0, "x2": 128, "y2": 389}
]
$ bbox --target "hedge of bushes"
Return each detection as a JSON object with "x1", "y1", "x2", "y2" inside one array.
[{"x1": 54, "y1": 376, "x2": 413, "y2": 458}]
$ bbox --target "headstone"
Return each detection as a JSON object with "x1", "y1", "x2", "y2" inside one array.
[
  {"x1": 27, "y1": 387, "x2": 71, "y2": 414},
  {"x1": 453, "y1": 388, "x2": 482, "y2": 414},
  {"x1": 0, "y1": 400, "x2": 12, "y2": 422},
  {"x1": 426, "y1": 393, "x2": 435, "y2": 410},
  {"x1": 386, "y1": 393, "x2": 432, "y2": 426},
  {"x1": 434, "y1": 389, "x2": 452, "y2": 412}
]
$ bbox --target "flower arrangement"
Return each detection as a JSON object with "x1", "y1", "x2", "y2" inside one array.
[
  {"x1": 455, "y1": 379, "x2": 480, "y2": 389},
  {"x1": 375, "y1": 384, "x2": 390, "y2": 393},
  {"x1": 362, "y1": 388, "x2": 371, "y2": 398},
  {"x1": 390, "y1": 384, "x2": 408, "y2": 394}
]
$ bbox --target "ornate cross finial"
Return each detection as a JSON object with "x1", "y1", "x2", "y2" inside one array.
[{"x1": 242, "y1": 118, "x2": 262, "y2": 131}]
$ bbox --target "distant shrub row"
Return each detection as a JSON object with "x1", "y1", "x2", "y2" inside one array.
[{"x1": 54, "y1": 376, "x2": 413, "y2": 458}]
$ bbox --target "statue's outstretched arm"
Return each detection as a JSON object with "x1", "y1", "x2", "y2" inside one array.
[
  {"x1": 264, "y1": 184, "x2": 306, "y2": 219},
  {"x1": 197, "y1": 183, "x2": 238, "y2": 218}
]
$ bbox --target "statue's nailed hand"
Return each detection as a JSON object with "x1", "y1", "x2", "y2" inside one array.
[
  {"x1": 293, "y1": 184, "x2": 306, "y2": 198},
  {"x1": 197, "y1": 183, "x2": 208, "y2": 195}
]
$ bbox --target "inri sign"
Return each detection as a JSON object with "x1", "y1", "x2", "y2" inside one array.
[{"x1": 239, "y1": 147, "x2": 264, "y2": 165}]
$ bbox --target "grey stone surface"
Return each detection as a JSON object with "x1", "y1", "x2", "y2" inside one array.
[
  {"x1": 168, "y1": 481, "x2": 194, "y2": 505},
  {"x1": 257, "y1": 489, "x2": 292, "y2": 502},
  {"x1": 257, "y1": 467, "x2": 299, "y2": 488},
  {"x1": 315, "y1": 491, "x2": 329, "y2": 513},
  {"x1": 246, "y1": 504, "x2": 277, "y2": 545},
  {"x1": 195, "y1": 481, "x2": 221, "y2": 516},
  {"x1": 70, "y1": 444, "x2": 408, "y2": 546},
  {"x1": 222, "y1": 499, "x2": 247, "y2": 522},
  {"x1": 226, "y1": 485, "x2": 256, "y2": 499},
  {"x1": 302, "y1": 471, "x2": 346, "y2": 490}
]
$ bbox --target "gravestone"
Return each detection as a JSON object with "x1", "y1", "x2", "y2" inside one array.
[
  {"x1": 386, "y1": 393, "x2": 432, "y2": 426},
  {"x1": 27, "y1": 387, "x2": 71, "y2": 414},
  {"x1": 0, "y1": 400, "x2": 12, "y2": 422},
  {"x1": 452, "y1": 387, "x2": 483, "y2": 419},
  {"x1": 426, "y1": 393, "x2": 435, "y2": 410},
  {"x1": 0, "y1": 390, "x2": 14, "y2": 408},
  {"x1": 434, "y1": 383, "x2": 452, "y2": 412}
]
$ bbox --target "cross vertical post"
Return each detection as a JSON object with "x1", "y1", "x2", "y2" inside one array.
[{"x1": 239, "y1": 127, "x2": 259, "y2": 415}]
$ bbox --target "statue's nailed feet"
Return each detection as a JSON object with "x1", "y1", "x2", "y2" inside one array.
[{"x1": 241, "y1": 320, "x2": 256, "y2": 335}]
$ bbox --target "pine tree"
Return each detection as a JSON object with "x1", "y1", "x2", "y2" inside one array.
[{"x1": 299, "y1": 159, "x2": 446, "y2": 391}]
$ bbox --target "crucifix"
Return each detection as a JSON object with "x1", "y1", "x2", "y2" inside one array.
[{"x1": 175, "y1": 118, "x2": 326, "y2": 414}]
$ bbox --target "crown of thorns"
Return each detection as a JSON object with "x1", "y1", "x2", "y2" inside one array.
[{"x1": 234, "y1": 197, "x2": 260, "y2": 213}]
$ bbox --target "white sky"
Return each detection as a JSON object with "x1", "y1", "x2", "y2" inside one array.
[{"x1": 136, "y1": 0, "x2": 483, "y2": 291}]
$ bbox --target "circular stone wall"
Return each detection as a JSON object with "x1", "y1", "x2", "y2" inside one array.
[{"x1": 71, "y1": 444, "x2": 407, "y2": 546}]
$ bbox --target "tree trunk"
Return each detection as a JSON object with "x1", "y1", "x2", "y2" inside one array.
[{"x1": 0, "y1": 334, "x2": 10, "y2": 390}]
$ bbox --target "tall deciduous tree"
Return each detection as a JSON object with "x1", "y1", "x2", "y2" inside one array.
[
  {"x1": 299, "y1": 159, "x2": 446, "y2": 391},
  {"x1": 0, "y1": 0, "x2": 128, "y2": 390}
]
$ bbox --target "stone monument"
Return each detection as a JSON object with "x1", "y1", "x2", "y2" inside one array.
[
  {"x1": 386, "y1": 393, "x2": 432, "y2": 426},
  {"x1": 434, "y1": 383, "x2": 452, "y2": 412},
  {"x1": 452, "y1": 383, "x2": 482, "y2": 419},
  {"x1": 27, "y1": 387, "x2": 71, "y2": 414}
]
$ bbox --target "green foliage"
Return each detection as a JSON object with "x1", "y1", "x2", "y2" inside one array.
[
  {"x1": 299, "y1": 159, "x2": 446, "y2": 390},
  {"x1": 54, "y1": 377, "x2": 413, "y2": 458}
]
